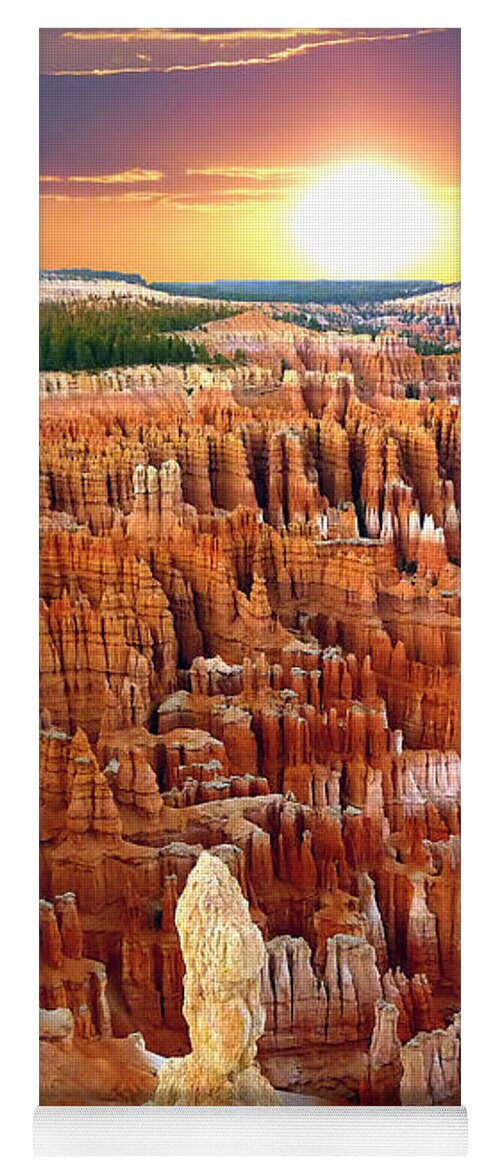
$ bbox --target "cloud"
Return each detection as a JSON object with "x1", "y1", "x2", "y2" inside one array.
[
  {"x1": 166, "y1": 198, "x2": 284, "y2": 213},
  {"x1": 40, "y1": 194, "x2": 73, "y2": 202},
  {"x1": 40, "y1": 168, "x2": 163, "y2": 185},
  {"x1": 61, "y1": 28, "x2": 331, "y2": 45},
  {"x1": 40, "y1": 187, "x2": 286, "y2": 211},
  {"x1": 167, "y1": 186, "x2": 287, "y2": 209},
  {"x1": 187, "y1": 165, "x2": 315, "y2": 180},
  {"x1": 40, "y1": 192, "x2": 161, "y2": 203},
  {"x1": 43, "y1": 28, "x2": 443, "y2": 77}
]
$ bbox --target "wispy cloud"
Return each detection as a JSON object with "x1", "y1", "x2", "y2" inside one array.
[
  {"x1": 39, "y1": 187, "x2": 286, "y2": 211},
  {"x1": 40, "y1": 168, "x2": 163, "y2": 185},
  {"x1": 43, "y1": 28, "x2": 443, "y2": 77},
  {"x1": 40, "y1": 192, "x2": 163, "y2": 203},
  {"x1": 186, "y1": 165, "x2": 315, "y2": 180},
  {"x1": 61, "y1": 28, "x2": 331, "y2": 44},
  {"x1": 167, "y1": 186, "x2": 287, "y2": 210},
  {"x1": 167, "y1": 198, "x2": 284, "y2": 214}
]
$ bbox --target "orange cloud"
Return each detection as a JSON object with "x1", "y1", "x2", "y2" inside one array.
[
  {"x1": 40, "y1": 187, "x2": 286, "y2": 209},
  {"x1": 41, "y1": 192, "x2": 163, "y2": 203},
  {"x1": 40, "y1": 168, "x2": 163, "y2": 185},
  {"x1": 186, "y1": 166, "x2": 315, "y2": 180}
]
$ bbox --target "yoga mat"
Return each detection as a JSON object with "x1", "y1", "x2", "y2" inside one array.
[{"x1": 37, "y1": 22, "x2": 463, "y2": 1155}]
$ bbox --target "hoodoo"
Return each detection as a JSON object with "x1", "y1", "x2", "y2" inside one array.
[{"x1": 154, "y1": 852, "x2": 281, "y2": 1106}]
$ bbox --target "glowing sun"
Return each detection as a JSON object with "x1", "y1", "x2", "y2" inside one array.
[{"x1": 291, "y1": 161, "x2": 437, "y2": 279}]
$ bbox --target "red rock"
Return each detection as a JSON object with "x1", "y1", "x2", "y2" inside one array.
[
  {"x1": 39, "y1": 306, "x2": 460, "y2": 1101},
  {"x1": 365, "y1": 999, "x2": 403, "y2": 1104}
]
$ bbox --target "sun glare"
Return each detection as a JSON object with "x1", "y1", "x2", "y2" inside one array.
[{"x1": 291, "y1": 161, "x2": 437, "y2": 280}]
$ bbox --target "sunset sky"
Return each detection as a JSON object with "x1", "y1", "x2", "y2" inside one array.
[{"x1": 39, "y1": 28, "x2": 460, "y2": 282}]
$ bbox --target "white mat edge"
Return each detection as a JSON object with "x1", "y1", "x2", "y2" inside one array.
[{"x1": 33, "y1": 1105, "x2": 468, "y2": 1156}]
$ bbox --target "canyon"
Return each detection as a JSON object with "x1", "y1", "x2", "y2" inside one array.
[{"x1": 39, "y1": 282, "x2": 461, "y2": 1106}]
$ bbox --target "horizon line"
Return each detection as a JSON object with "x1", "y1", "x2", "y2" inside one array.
[{"x1": 40, "y1": 270, "x2": 456, "y2": 285}]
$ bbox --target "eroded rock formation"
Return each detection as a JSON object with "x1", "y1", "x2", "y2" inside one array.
[
  {"x1": 39, "y1": 292, "x2": 460, "y2": 1105},
  {"x1": 154, "y1": 852, "x2": 280, "y2": 1105}
]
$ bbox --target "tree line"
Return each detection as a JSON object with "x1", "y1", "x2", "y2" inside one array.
[
  {"x1": 39, "y1": 300, "x2": 238, "y2": 372},
  {"x1": 151, "y1": 279, "x2": 442, "y2": 305},
  {"x1": 400, "y1": 330, "x2": 460, "y2": 356}
]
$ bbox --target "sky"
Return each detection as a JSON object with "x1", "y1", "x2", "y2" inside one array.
[{"x1": 39, "y1": 28, "x2": 460, "y2": 282}]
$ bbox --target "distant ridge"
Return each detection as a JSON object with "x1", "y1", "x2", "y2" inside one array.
[
  {"x1": 150, "y1": 279, "x2": 445, "y2": 304},
  {"x1": 40, "y1": 268, "x2": 148, "y2": 287},
  {"x1": 40, "y1": 270, "x2": 450, "y2": 305}
]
